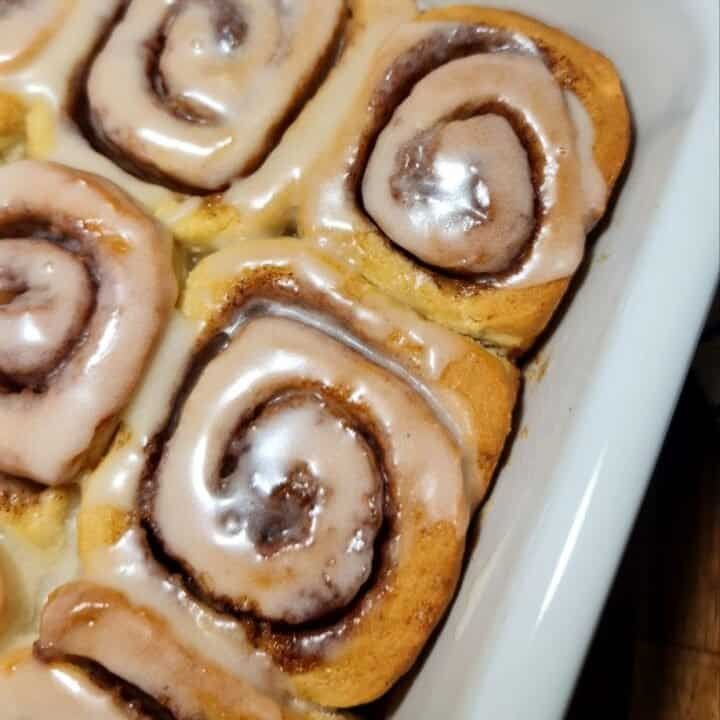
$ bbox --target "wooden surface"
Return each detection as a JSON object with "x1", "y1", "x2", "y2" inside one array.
[{"x1": 566, "y1": 374, "x2": 719, "y2": 719}]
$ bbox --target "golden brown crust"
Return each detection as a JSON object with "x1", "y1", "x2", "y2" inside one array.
[
  {"x1": 424, "y1": 6, "x2": 630, "y2": 194},
  {"x1": 0, "y1": 92, "x2": 25, "y2": 157},
  {"x1": 0, "y1": 482, "x2": 72, "y2": 551},
  {"x1": 286, "y1": 334, "x2": 516, "y2": 706},
  {"x1": 290, "y1": 519, "x2": 463, "y2": 707},
  {"x1": 299, "y1": 5, "x2": 631, "y2": 353}
]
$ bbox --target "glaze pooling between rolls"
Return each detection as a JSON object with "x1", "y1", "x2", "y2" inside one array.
[
  {"x1": 83, "y1": 0, "x2": 346, "y2": 192},
  {"x1": 0, "y1": 160, "x2": 176, "y2": 486}
]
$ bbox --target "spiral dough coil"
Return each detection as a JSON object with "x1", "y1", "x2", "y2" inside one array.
[
  {"x1": 0, "y1": 160, "x2": 177, "y2": 485},
  {"x1": 299, "y1": 6, "x2": 631, "y2": 351}
]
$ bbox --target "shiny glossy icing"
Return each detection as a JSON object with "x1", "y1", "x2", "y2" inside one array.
[
  {"x1": 0, "y1": 0, "x2": 69, "y2": 70},
  {"x1": 87, "y1": 0, "x2": 345, "y2": 191},
  {"x1": 0, "y1": 160, "x2": 176, "y2": 485},
  {"x1": 365, "y1": 109, "x2": 535, "y2": 274},
  {"x1": 304, "y1": 21, "x2": 607, "y2": 287},
  {"x1": 0, "y1": 2, "x2": 155, "y2": 193},
  {"x1": 0, "y1": 239, "x2": 93, "y2": 384},
  {"x1": 223, "y1": 0, "x2": 417, "y2": 236},
  {"x1": 0, "y1": 654, "x2": 135, "y2": 720},
  {"x1": 81, "y1": 314, "x2": 296, "y2": 701},
  {"x1": 148, "y1": 315, "x2": 462, "y2": 623}
]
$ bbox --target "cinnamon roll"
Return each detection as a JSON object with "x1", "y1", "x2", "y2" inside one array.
[
  {"x1": 0, "y1": 160, "x2": 176, "y2": 486},
  {"x1": 71, "y1": 238, "x2": 517, "y2": 712},
  {"x1": 300, "y1": 6, "x2": 631, "y2": 352},
  {"x1": 82, "y1": 0, "x2": 347, "y2": 193}
]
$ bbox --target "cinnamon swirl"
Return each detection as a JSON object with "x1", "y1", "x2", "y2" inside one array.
[
  {"x1": 0, "y1": 160, "x2": 176, "y2": 485},
  {"x1": 300, "y1": 6, "x2": 630, "y2": 352}
]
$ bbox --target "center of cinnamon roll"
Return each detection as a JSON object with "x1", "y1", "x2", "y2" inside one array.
[
  {"x1": 217, "y1": 391, "x2": 382, "y2": 564},
  {"x1": 141, "y1": 316, "x2": 390, "y2": 625},
  {"x1": 385, "y1": 114, "x2": 534, "y2": 273},
  {"x1": 353, "y1": 23, "x2": 598, "y2": 281},
  {"x1": 149, "y1": 0, "x2": 249, "y2": 125},
  {"x1": 0, "y1": 237, "x2": 94, "y2": 391}
]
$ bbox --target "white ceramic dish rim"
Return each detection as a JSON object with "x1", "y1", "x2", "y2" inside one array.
[{"x1": 391, "y1": 1, "x2": 720, "y2": 718}]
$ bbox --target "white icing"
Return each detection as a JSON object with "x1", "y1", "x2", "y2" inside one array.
[
  {"x1": 87, "y1": 0, "x2": 345, "y2": 190},
  {"x1": 365, "y1": 51, "x2": 588, "y2": 281},
  {"x1": 565, "y1": 89, "x2": 607, "y2": 223},
  {"x1": 224, "y1": 0, "x2": 417, "y2": 233},
  {"x1": 39, "y1": 582, "x2": 286, "y2": 720},
  {"x1": 304, "y1": 21, "x2": 608, "y2": 288},
  {"x1": 0, "y1": 495, "x2": 80, "y2": 656},
  {"x1": 75, "y1": 315, "x2": 291, "y2": 699},
  {"x1": 0, "y1": 0, "x2": 68, "y2": 70},
  {"x1": 0, "y1": 160, "x2": 177, "y2": 485},
  {"x1": 190, "y1": 240, "x2": 471, "y2": 381},
  {"x1": 86, "y1": 531, "x2": 289, "y2": 699},
  {"x1": 364, "y1": 111, "x2": 535, "y2": 273},
  {"x1": 0, "y1": 1, "x2": 170, "y2": 203},
  {"x1": 0, "y1": 0, "x2": 417, "y2": 235},
  {"x1": 0, "y1": 656, "x2": 134, "y2": 720},
  {"x1": 77, "y1": 239, "x2": 489, "y2": 702},
  {"x1": 84, "y1": 312, "x2": 200, "y2": 508}
]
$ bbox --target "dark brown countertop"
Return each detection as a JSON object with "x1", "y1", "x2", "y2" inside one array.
[{"x1": 566, "y1": 370, "x2": 719, "y2": 719}]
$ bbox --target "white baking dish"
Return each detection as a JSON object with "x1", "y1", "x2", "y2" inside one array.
[{"x1": 391, "y1": 1, "x2": 720, "y2": 718}]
